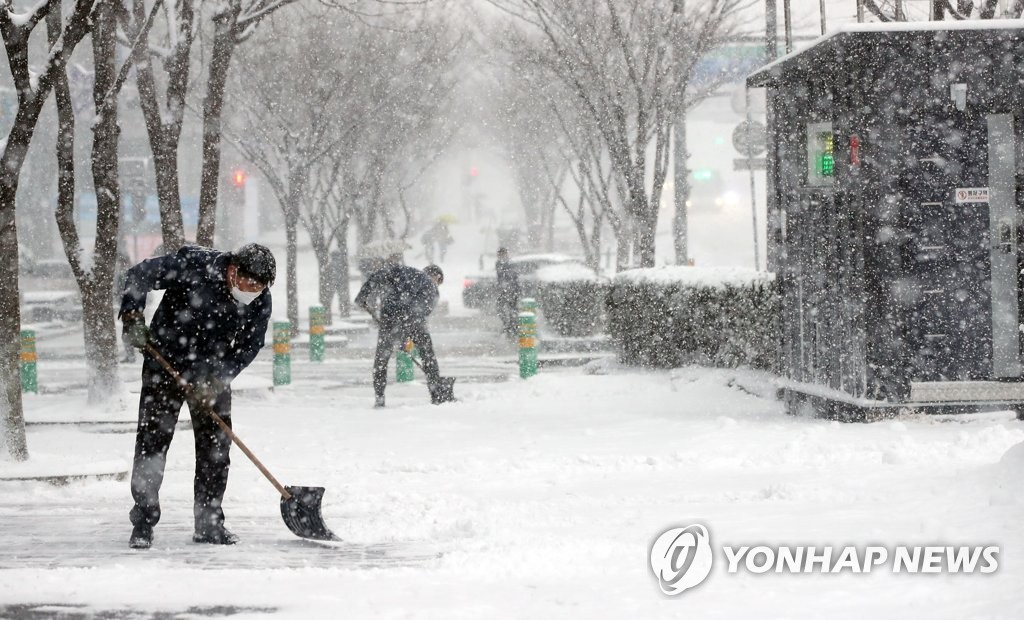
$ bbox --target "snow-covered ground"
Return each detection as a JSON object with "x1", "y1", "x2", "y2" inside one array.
[{"x1": 1, "y1": 358, "x2": 1021, "y2": 618}]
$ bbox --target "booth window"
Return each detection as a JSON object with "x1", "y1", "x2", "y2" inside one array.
[{"x1": 805, "y1": 122, "x2": 834, "y2": 187}]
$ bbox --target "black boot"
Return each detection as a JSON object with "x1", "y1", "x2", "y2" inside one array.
[
  {"x1": 129, "y1": 524, "x2": 153, "y2": 549},
  {"x1": 194, "y1": 505, "x2": 237, "y2": 544},
  {"x1": 193, "y1": 526, "x2": 239, "y2": 545}
]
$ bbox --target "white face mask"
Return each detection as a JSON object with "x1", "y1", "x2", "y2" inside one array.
[{"x1": 231, "y1": 287, "x2": 262, "y2": 306}]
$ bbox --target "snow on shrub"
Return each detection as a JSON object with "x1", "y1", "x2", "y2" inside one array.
[
  {"x1": 606, "y1": 266, "x2": 779, "y2": 369},
  {"x1": 534, "y1": 264, "x2": 608, "y2": 337}
]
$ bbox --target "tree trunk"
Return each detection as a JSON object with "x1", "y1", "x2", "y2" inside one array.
[
  {"x1": 317, "y1": 257, "x2": 331, "y2": 318},
  {"x1": 336, "y1": 217, "x2": 351, "y2": 316},
  {"x1": 636, "y1": 212, "x2": 657, "y2": 268},
  {"x1": 152, "y1": 143, "x2": 185, "y2": 249},
  {"x1": 285, "y1": 211, "x2": 299, "y2": 333},
  {"x1": 672, "y1": 116, "x2": 690, "y2": 265},
  {"x1": 50, "y1": 7, "x2": 77, "y2": 273},
  {"x1": 136, "y1": 53, "x2": 185, "y2": 251},
  {"x1": 545, "y1": 196, "x2": 556, "y2": 252},
  {"x1": 0, "y1": 76, "x2": 43, "y2": 462},
  {"x1": 0, "y1": 93, "x2": 43, "y2": 461},
  {"x1": 85, "y1": 0, "x2": 123, "y2": 405},
  {"x1": 81, "y1": 287, "x2": 120, "y2": 402},
  {"x1": 197, "y1": 10, "x2": 239, "y2": 247},
  {"x1": 588, "y1": 217, "x2": 602, "y2": 271},
  {"x1": 0, "y1": 0, "x2": 95, "y2": 460},
  {"x1": 572, "y1": 218, "x2": 593, "y2": 268},
  {"x1": 313, "y1": 237, "x2": 331, "y2": 316},
  {"x1": 615, "y1": 220, "x2": 632, "y2": 272},
  {"x1": 0, "y1": 179, "x2": 26, "y2": 460}
]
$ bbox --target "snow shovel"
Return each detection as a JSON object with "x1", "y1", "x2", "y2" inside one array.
[{"x1": 145, "y1": 344, "x2": 340, "y2": 542}]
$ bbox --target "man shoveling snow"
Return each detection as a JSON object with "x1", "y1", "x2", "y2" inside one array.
[
  {"x1": 119, "y1": 243, "x2": 276, "y2": 550},
  {"x1": 355, "y1": 261, "x2": 454, "y2": 407}
]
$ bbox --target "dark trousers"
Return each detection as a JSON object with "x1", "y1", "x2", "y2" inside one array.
[
  {"x1": 129, "y1": 357, "x2": 232, "y2": 533},
  {"x1": 498, "y1": 295, "x2": 518, "y2": 340},
  {"x1": 373, "y1": 321, "x2": 440, "y2": 397}
]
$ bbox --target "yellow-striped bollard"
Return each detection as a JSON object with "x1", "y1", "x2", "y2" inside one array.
[
  {"x1": 396, "y1": 339, "x2": 416, "y2": 382},
  {"x1": 518, "y1": 311, "x2": 537, "y2": 378},
  {"x1": 20, "y1": 329, "x2": 37, "y2": 393},
  {"x1": 309, "y1": 306, "x2": 325, "y2": 362},
  {"x1": 273, "y1": 321, "x2": 291, "y2": 386}
]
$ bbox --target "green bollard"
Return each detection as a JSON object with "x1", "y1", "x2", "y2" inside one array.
[
  {"x1": 309, "y1": 305, "x2": 326, "y2": 362},
  {"x1": 396, "y1": 339, "x2": 416, "y2": 383},
  {"x1": 519, "y1": 297, "x2": 538, "y2": 315},
  {"x1": 20, "y1": 329, "x2": 37, "y2": 394},
  {"x1": 273, "y1": 321, "x2": 291, "y2": 386},
  {"x1": 518, "y1": 312, "x2": 538, "y2": 379}
]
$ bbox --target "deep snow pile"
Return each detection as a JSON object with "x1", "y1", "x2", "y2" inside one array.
[{"x1": 1, "y1": 363, "x2": 1022, "y2": 618}]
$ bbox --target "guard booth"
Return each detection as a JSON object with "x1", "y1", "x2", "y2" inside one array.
[{"x1": 747, "y1": 22, "x2": 1024, "y2": 420}]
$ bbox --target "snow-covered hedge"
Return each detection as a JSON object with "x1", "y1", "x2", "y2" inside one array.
[
  {"x1": 606, "y1": 266, "x2": 779, "y2": 369},
  {"x1": 535, "y1": 264, "x2": 608, "y2": 337}
]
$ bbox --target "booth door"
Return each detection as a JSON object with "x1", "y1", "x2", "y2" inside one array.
[
  {"x1": 897, "y1": 112, "x2": 1000, "y2": 382},
  {"x1": 986, "y1": 114, "x2": 1020, "y2": 379}
]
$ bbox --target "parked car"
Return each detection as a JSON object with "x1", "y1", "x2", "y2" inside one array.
[{"x1": 462, "y1": 253, "x2": 590, "y2": 311}]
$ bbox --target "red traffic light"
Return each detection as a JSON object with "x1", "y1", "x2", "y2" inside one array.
[
  {"x1": 469, "y1": 166, "x2": 478, "y2": 178},
  {"x1": 231, "y1": 169, "x2": 246, "y2": 187}
]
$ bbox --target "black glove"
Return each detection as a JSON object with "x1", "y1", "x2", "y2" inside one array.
[
  {"x1": 187, "y1": 376, "x2": 227, "y2": 410},
  {"x1": 121, "y1": 311, "x2": 151, "y2": 350}
]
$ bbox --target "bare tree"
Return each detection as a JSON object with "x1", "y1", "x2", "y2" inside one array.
[
  {"x1": 346, "y1": 27, "x2": 460, "y2": 253},
  {"x1": 226, "y1": 12, "x2": 359, "y2": 330},
  {"x1": 127, "y1": 0, "x2": 197, "y2": 251},
  {"x1": 193, "y1": 0, "x2": 304, "y2": 247},
  {"x1": 493, "y1": 0, "x2": 744, "y2": 268},
  {"x1": 481, "y1": 51, "x2": 566, "y2": 251},
  {"x1": 50, "y1": 0, "x2": 161, "y2": 407},
  {"x1": 305, "y1": 155, "x2": 352, "y2": 317},
  {"x1": 0, "y1": 0, "x2": 98, "y2": 460},
  {"x1": 861, "y1": 0, "x2": 1023, "y2": 20}
]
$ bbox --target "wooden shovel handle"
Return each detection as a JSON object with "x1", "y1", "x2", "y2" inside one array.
[{"x1": 144, "y1": 344, "x2": 292, "y2": 500}]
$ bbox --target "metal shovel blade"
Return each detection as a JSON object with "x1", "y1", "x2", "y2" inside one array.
[
  {"x1": 429, "y1": 377, "x2": 456, "y2": 404},
  {"x1": 280, "y1": 485, "x2": 340, "y2": 541}
]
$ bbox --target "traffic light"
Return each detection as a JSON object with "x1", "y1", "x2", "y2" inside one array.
[
  {"x1": 463, "y1": 165, "x2": 478, "y2": 187},
  {"x1": 232, "y1": 168, "x2": 246, "y2": 188}
]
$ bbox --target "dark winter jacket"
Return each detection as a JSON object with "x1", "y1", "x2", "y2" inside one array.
[
  {"x1": 496, "y1": 257, "x2": 520, "y2": 303},
  {"x1": 119, "y1": 246, "x2": 272, "y2": 383},
  {"x1": 355, "y1": 264, "x2": 438, "y2": 328}
]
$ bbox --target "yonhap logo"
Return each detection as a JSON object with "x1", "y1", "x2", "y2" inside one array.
[
  {"x1": 648, "y1": 523, "x2": 1000, "y2": 597},
  {"x1": 649, "y1": 524, "x2": 713, "y2": 596}
]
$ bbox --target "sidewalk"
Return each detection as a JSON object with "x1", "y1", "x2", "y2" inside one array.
[{"x1": 1, "y1": 365, "x2": 1021, "y2": 618}]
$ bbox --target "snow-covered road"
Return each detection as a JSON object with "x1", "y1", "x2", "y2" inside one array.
[{"x1": 1, "y1": 363, "x2": 1022, "y2": 618}]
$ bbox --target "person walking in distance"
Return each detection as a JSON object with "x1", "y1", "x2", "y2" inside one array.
[
  {"x1": 495, "y1": 247, "x2": 520, "y2": 341},
  {"x1": 355, "y1": 263, "x2": 454, "y2": 407},
  {"x1": 119, "y1": 243, "x2": 276, "y2": 549}
]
